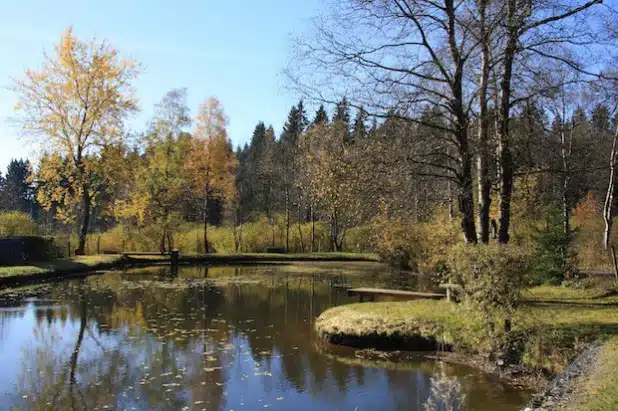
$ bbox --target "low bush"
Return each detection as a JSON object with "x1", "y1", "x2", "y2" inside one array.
[
  {"x1": 0, "y1": 211, "x2": 37, "y2": 237},
  {"x1": 84, "y1": 214, "x2": 333, "y2": 254},
  {"x1": 374, "y1": 216, "x2": 421, "y2": 269},
  {"x1": 449, "y1": 243, "x2": 533, "y2": 356}
]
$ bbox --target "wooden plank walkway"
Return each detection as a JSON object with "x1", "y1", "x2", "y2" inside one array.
[{"x1": 347, "y1": 287, "x2": 445, "y2": 302}]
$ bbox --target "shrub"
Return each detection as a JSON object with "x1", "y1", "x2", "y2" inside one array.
[
  {"x1": 0, "y1": 211, "x2": 37, "y2": 237},
  {"x1": 85, "y1": 214, "x2": 334, "y2": 255},
  {"x1": 345, "y1": 224, "x2": 376, "y2": 253},
  {"x1": 449, "y1": 243, "x2": 533, "y2": 355},
  {"x1": 374, "y1": 215, "x2": 421, "y2": 269},
  {"x1": 571, "y1": 192, "x2": 613, "y2": 270},
  {"x1": 415, "y1": 213, "x2": 460, "y2": 278}
]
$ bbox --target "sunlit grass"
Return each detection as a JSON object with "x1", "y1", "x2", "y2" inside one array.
[
  {"x1": 523, "y1": 280, "x2": 618, "y2": 304},
  {"x1": 317, "y1": 284, "x2": 618, "y2": 376},
  {"x1": 0, "y1": 255, "x2": 122, "y2": 278},
  {"x1": 316, "y1": 300, "x2": 468, "y2": 348},
  {"x1": 0, "y1": 252, "x2": 380, "y2": 281}
]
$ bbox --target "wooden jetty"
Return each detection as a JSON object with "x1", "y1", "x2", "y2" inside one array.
[{"x1": 347, "y1": 287, "x2": 445, "y2": 302}]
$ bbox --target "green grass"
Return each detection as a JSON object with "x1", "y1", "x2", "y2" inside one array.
[
  {"x1": 317, "y1": 284, "x2": 618, "y2": 377},
  {"x1": 524, "y1": 282, "x2": 618, "y2": 304},
  {"x1": 0, "y1": 255, "x2": 122, "y2": 279},
  {"x1": 0, "y1": 252, "x2": 382, "y2": 284},
  {"x1": 316, "y1": 300, "x2": 469, "y2": 349},
  {"x1": 566, "y1": 337, "x2": 618, "y2": 411}
]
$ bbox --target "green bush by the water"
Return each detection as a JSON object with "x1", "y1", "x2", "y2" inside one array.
[{"x1": 449, "y1": 243, "x2": 533, "y2": 355}]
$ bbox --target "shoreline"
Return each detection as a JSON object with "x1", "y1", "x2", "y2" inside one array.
[
  {"x1": 0, "y1": 252, "x2": 381, "y2": 288},
  {"x1": 316, "y1": 306, "x2": 545, "y2": 390},
  {"x1": 315, "y1": 299, "x2": 618, "y2": 408},
  {"x1": 522, "y1": 344, "x2": 602, "y2": 410}
]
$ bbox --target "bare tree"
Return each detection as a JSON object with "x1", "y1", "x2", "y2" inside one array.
[
  {"x1": 287, "y1": 0, "x2": 487, "y2": 243},
  {"x1": 493, "y1": 0, "x2": 607, "y2": 243}
]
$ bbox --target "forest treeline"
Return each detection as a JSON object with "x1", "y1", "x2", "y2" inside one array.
[{"x1": 2, "y1": 1, "x2": 618, "y2": 280}]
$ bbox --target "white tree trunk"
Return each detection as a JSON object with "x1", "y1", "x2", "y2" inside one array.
[{"x1": 603, "y1": 127, "x2": 618, "y2": 250}]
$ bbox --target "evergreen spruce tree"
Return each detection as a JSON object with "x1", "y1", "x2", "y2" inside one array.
[
  {"x1": 352, "y1": 106, "x2": 368, "y2": 140},
  {"x1": 333, "y1": 97, "x2": 350, "y2": 124},
  {"x1": 313, "y1": 104, "x2": 329, "y2": 125},
  {"x1": 333, "y1": 97, "x2": 351, "y2": 144},
  {"x1": 3, "y1": 159, "x2": 34, "y2": 214}
]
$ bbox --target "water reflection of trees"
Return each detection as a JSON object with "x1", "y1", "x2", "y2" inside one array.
[{"x1": 4, "y1": 267, "x2": 528, "y2": 410}]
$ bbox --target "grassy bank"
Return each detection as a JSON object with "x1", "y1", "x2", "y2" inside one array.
[
  {"x1": 180, "y1": 252, "x2": 380, "y2": 263},
  {"x1": 0, "y1": 255, "x2": 122, "y2": 286},
  {"x1": 0, "y1": 252, "x2": 381, "y2": 286},
  {"x1": 316, "y1": 300, "x2": 465, "y2": 350},
  {"x1": 316, "y1": 284, "x2": 618, "y2": 382}
]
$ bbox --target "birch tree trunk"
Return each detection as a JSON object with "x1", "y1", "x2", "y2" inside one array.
[
  {"x1": 604, "y1": 127, "x2": 618, "y2": 249},
  {"x1": 560, "y1": 122, "x2": 573, "y2": 237}
]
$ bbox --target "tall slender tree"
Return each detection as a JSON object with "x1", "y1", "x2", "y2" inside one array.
[
  {"x1": 352, "y1": 107, "x2": 368, "y2": 141},
  {"x1": 186, "y1": 97, "x2": 238, "y2": 253},
  {"x1": 13, "y1": 27, "x2": 139, "y2": 254},
  {"x1": 280, "y1": 101, "x2": 308, "y2": 251}
]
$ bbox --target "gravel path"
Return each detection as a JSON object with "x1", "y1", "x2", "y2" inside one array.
[{"x1": 522, "y1": 344, "x2": 601, "y2": 410}]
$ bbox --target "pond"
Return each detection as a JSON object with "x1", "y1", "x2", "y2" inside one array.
[{"x1": 0, "y1": 263, "x2": 530, "y2": 410}]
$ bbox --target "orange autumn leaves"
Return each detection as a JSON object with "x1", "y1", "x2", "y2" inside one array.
[{"x1": 186, "y1": 97, "x2": 238, "y2": 210}]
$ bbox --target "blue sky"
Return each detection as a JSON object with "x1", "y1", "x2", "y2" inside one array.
[{"x1": 0, "y1": 0, "x2": 323, "y2": 172}]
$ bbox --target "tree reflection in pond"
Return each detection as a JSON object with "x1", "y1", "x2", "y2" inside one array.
[{"x1": 0, "y1": 264, "x2": 530, "y2": 410}]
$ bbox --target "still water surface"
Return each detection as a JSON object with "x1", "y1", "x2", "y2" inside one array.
[{"x1": 0, "y1": 263, "x2": 529, "y2": 410}]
